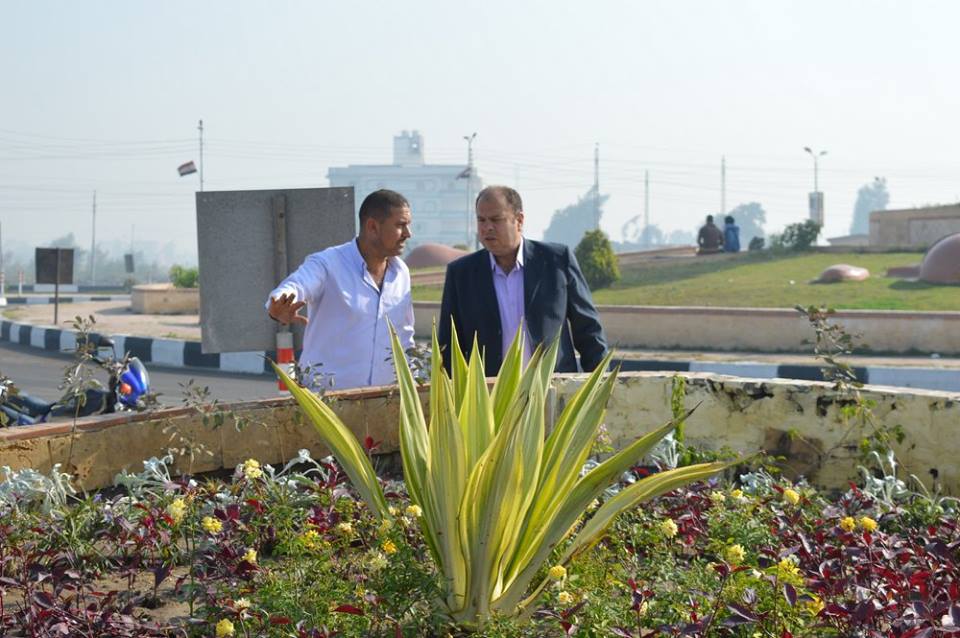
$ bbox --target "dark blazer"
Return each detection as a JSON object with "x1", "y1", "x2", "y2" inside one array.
[{"x1": 438, "y1": 239, "x2": 608, "y2": 377}]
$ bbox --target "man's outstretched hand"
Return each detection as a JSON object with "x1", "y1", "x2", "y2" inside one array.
[{"x1": 268, "y1": 293, "x2": 308, "y2": 326}]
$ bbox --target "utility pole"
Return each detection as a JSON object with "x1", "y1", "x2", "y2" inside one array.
[
  {"x1": 198, "y1": 119, "x2": 205, "y2": 192},
  {"x1": 644, "y1": 170, "x2": 650, "y2": 231},
  {"x1": 90, "y1": 190, "x2": 97, "y2": 286},
  {"x1": 0, "y1": 220, "x2": 6, "y2": 306},
  {"x1": 463, "y1": 132, "x2": 477, "y2": 247},
  {"x1": 721, "y1": 155, "x2": 726, "y2": 216},
  {"x1": 593, "y1": 143, "x2": 600, "y2": 230}
]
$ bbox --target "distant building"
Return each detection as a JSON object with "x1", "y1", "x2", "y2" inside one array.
[
  {"x1": 869, "y1": 203, "x2": 960, "y2": 248},
  {"x1": 826, "y1": 233, "x2": 869, "y2": 247},
  {"x1": 327, "y1": 131, "x2": 483, "y2": 251}
]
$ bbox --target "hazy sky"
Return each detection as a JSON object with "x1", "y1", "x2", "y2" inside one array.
[{"x1": 2, "y1": 0, "x2": 959, "y2": 261}]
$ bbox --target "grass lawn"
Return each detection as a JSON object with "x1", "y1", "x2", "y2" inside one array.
[{"x1": 413, "y1": 251, "x2": 960, "y2": 311}]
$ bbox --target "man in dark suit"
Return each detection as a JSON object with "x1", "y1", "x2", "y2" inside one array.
[{"x1": 438, "y1": 185, "x2": 608, "y2": 376}]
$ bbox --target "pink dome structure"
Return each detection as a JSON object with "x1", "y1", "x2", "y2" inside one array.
[
  {"x1": 919, "y1": 233, "x2": 960, "y2": 284},
  {"x1": 404, "y1": 243, "x2": 469, "y2": 269}
]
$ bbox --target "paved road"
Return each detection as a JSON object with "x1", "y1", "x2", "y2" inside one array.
[{"x1": 0, "y1": 340, "x2": 279, "y2": 405}]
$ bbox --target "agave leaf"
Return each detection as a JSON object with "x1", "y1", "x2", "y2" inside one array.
[
  {"x1": 490, "y1": 325, "x2": 524, "y2": 432},
  {"x1": 506, "y1": 357, "x2": 616, "y2": 584},
  {"x1": 449, "y1": 319, "x2": 469, "y2": 413},
  {"x1": 271, "y1": 362, "x2": 388, "y2": 518},
  {"x1": 458, "y1": 370, "x2": 544, "y2": 620},
  {"x1": 458, "y1": 335, "x2": 495, "y2": 469},
  {"x1": 564, "y1": 460, "x2": 735, "y2": 562},
  {"x1": 495, "y1": 409, "x2": 699, "y2": 612},
  {"x1": 512, "y1": 459, "x2": 735, "y2": 616},
  {"x1": 427, "y1": 355, "x2": 469, "y2": 611},
  {"x1": 388, "y1": 324, "x2": 430, "y2": 525}
]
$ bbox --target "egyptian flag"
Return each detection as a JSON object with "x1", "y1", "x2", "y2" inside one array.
[{"x1": 178, "y1": 161, "x2": 197, "y2": 177}]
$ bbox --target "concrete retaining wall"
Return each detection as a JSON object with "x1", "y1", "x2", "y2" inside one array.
[
  {"x1": 2, "y1": 373, "x2": 957, "y2": 494},
  {"x1": 131, "y1": 284, "x2": 199, "y2": 314},
  {"x1": 414, "y1": 302, "x2": 960, "y2": 355}
]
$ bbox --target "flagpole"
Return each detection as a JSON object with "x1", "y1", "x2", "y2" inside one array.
[{"x1": 198, "y1": 119, "x2": 204, "y2": 192}]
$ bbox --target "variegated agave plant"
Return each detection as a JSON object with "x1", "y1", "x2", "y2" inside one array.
[{"x1": 273, "y1": 325, "x2": 731, "y2": 626}]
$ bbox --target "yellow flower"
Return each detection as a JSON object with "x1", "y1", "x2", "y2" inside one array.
[
  {"x1": 202, "y1": 516, "x2": 222, "y2": 535},
  {"x1": 167, "y1": 498, "x2": 187, "y2": 525},
  {"x1": 235, "y1": 597, "x2": 251, "y2": 612},
  {"x1": 301, "y1": 529, "x2": 322, "y2": 550},
  {"x1": 336, "y1": 522, "x2": 353, "y2": 536},
  {"x1": 557, "y1": 590, "x2": 574, "y2": 606},
  {"x1": 378, "y1": 518, "x2": 394, "y2": 533},
  {"x1": 388, "y1": 506, "x2": 399, "y2": 517},
  {"x1": 548, "y1": 564, "x2": 567, "y2": 581},
  {"x1": 802, "y1": 594, "x2": 825, "y2": 616},
  {"x1": 215, "y1": 618, "x2": 235, "y2": 637},
  {"x1": 783, "y1": 488, "x2": 801, "y2": 505},
  {"x1": 242, "y1": 548, "x2": 257, "y2": 564},
  {"x1": 382, "y1": 539, "x2": 398, "y2": 555},
  {"x1": 724, "y1": 544, "x2": 746, "y2": 565},
  {"x1": 242, "y1": 458, "x2": 263, "y2": 479},
  {"x1": 709, "y1": 491, "x2": 726, "y2": 505},
  {"x1": 659, "y1": 519, "x2": 678, "y2": 538},
  {"x1": 839, "y1": 516, "x2": 856, "y2": 532},
  {"x1": 405, "y1": 504, "x2": 423, "y2": 518},
  {"x1": 859, "y1": 516, "x2": 878, "y2": 532},
  {"x1": 775, "y1": 557, "x2": 802, "y2": 583}
]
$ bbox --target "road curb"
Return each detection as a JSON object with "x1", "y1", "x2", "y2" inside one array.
[
  {"x1": 1, "y1": 318, "x2": 274, "y2": 376},
  {"x1": 4, "y1": 317, "x2": 958, "y2": 392},
  {"x1": 4, "y1": 295, "x2": 131, "y2": 305}
]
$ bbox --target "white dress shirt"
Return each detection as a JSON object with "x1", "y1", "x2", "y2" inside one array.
[
  {"x1": 266, "y1": 239, "x2": 415, "y2": 390},
  {"x1": 489, "y1": 237, "x2": 533, "y2": 364}
]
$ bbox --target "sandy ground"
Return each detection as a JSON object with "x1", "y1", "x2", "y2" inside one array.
[{"x1": 4, "y1": 300, "x2": 202, "y2": 341}]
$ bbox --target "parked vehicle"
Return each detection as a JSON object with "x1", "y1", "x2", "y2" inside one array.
[{"x1": 0, "y1": 338, "x2": 150, "y2": 426}]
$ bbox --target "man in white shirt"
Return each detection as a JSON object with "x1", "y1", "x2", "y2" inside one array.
[{"x1": 266, "y1": 189, "x2": 415, "y2": 390}]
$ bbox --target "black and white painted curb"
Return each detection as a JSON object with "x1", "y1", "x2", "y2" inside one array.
[
  {"x1": 2, "y1": 319, "x2": 274, "y2": 376},
  {"x1": 3, "y1": 318, "x2": 958, "y2": 391},
  {"x1": 3, "y1": 295, "x2": 131, "y2": 305},
  {"x1": 615, "y1": 359, "x2": 960, "y2": 393}
]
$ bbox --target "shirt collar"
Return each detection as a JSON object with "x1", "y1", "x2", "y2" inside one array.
[
  {"x1": 488, "y1": 236, "x2": 525, "y2": 273},
  {"x1": 352, "y1": 238, "x2": 396, "y2": 277}
]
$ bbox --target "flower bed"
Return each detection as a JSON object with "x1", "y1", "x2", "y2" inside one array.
[{"x1": 1, "y1": 449, "x2": 957, "y2": 637}]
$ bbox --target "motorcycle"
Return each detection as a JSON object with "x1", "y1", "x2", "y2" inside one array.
[{"x1": 0, "y1": 337, "x2": 151, "y2": 426}]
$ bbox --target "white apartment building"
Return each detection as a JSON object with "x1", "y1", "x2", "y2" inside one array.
[{"x1": 327, "y1": 131, "x2": 483, "y2": 250}]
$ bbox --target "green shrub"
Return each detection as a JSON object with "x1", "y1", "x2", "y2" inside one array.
[
  {"x1": 769, "y1": 220, "x2": 821, "y2": 252},
  {"x1": 169, "y1": 264, "x2": 199, "y2": 288},
  {"x1": 575, "y1": 229, "x2": 620, "y2": 290}
]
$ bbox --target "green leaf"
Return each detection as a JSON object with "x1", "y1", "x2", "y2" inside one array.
[{"x1": 270, "y1": 361, "x2": 388, "y2": 517}]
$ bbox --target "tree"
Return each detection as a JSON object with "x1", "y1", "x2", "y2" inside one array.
[
  {"x1": 543, "y1": 187, "x2": 610, "y2": 248},
  {"x1": 638, "y1": 224, "x2": 665, "y2": 246},
  {"x1": 726, "y1": 202, "x2": 767, "y2": 245},
  {"x1": 574, "y1": 229, "x2": 620, "y2": 290},
  {"x1": 850, "y1": 177, "x2": 889, "y2": 235},
  {"x1": 770, "y1": 220, "x2": 821, "y2": 252}
]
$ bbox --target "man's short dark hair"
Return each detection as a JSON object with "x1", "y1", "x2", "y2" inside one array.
[
  {"x1": 725, "y1": 215, "x2": 735, "y2": 224},
  {"x1": 359, "y1": 189, "x2": 409, "y2": 224},
  {"x1": 706, "y1": 215, "x2": 714, "y2": 223},
  {"x1": 476, "y1": 185, "x2": 523, "y2": 214}
]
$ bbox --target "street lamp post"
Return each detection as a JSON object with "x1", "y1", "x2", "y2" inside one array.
[
  {"x1": 803, "y1": 146, "x2": 827, "y2": 192},
  {"x1": 463, "y1": 132, "x2": 477, "y2": 248},
  {"x1": 804, "y1": 147, "x2": 827, "y2": 228}
]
